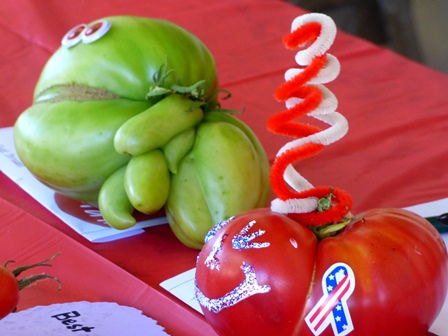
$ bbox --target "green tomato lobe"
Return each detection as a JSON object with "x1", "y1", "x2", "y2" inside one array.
[{"x1": 124, "y1": 150, "x2": 170, "y2": 214}]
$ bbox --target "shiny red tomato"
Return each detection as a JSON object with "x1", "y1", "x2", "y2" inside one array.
[
  {"x1": 0, "y1": 253, "x2": 61, "y2": 320},
  {"x1": 195, "y1": 208, "x2": 448, "y2": 336},
  {"x1": 0, "y1": 266, "x2": 19, "y2": 320}
]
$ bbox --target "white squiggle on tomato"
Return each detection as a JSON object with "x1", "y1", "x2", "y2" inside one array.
[
  {"x1": 271, "y1": 13, "x2": 349, "y2": 215},
  {"x1": 232, "y1": 220, "x2": 270, "y2": 250},
  {"x1": 195, "y1": 262, "x2": 271, "y2": 313}
]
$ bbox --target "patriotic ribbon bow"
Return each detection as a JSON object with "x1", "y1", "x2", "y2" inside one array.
[{"x1": 305, "y1": 262, "x2": 356, "y2": 336}]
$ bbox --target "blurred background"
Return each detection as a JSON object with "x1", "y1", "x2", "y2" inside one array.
[{"x1": 288, "y1": 0, "x2": 448, "y2": 73}]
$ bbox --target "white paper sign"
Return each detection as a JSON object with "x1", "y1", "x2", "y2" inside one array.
[
  {"x1": 0, "y1": 127, "x2": 168, "y2": 243},
  {"x1": 160, "y1": 268, "x2": 201, "y2": 313},
  {"x1": 0, "y1": 301, "x2": 170, "y2": 335}
]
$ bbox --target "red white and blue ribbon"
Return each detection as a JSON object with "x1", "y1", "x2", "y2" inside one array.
[{"x1": 305, "y1": 262, "x2": 355, "y2": 336}]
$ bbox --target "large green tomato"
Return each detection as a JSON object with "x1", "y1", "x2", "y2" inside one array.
[{"x1": 14, "y1": 16, "x2": 270, "y2": 247}]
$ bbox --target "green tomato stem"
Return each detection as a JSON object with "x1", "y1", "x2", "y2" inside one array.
[
  {"x1": 5, "y1": 252, "x2": 62, "y2": 291},
  {"x1": 18, "y1": 274, "x2": 62, "y2": 291},
  {"x1": 145, "y1": 59, "x2": 241, "y2": 114},
  {"x1": 309, "y1": 213, "x2": 362, "y2": 240}
]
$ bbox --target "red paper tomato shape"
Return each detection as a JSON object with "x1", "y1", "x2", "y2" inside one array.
[{"x1": 195, "y1": 208, "x2": 448, "y2": 336}]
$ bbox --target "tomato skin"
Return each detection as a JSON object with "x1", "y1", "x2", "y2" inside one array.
[
  {"x1": 0, "y1": 267, "x2": 19, "y2": 320},
  {"x1": 195, "y1": 208, "x2": 448, "y2": 336}
]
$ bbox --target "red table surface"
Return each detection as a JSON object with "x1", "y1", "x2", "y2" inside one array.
[
  {"x1": 0, "y1": 198, "x2": 216, "y2": 335},
  {"x1": 1, "y1": 0, "x2": 448, "y2": 334}
]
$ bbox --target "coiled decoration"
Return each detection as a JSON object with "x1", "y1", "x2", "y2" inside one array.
[{"x1": 267, "y1": 13, "x2": 352, "y2": 226}]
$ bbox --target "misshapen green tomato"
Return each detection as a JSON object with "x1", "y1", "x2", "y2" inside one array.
[
  {"x1": 166, "y1": 111, "x2": 271, "y2": 249},
  {"x1": 14, "y1": 16, "x2": 217, "y2": 203},
  {"x1": 14, "y1": 16, "x2": 271, "y2": 248}
]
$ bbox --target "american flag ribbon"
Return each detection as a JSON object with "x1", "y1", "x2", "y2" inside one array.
[{"x1": 305, "y1": 262, "x2": 355, "y2": 336}]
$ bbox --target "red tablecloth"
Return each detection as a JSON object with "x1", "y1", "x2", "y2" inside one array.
[{"x1": 1, "y1": 0, "x2": 448, "y2": 334}]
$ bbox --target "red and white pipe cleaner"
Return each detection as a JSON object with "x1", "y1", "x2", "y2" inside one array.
[{"x1": 268, "y1": 13, "x2": 352, "y2": 226}]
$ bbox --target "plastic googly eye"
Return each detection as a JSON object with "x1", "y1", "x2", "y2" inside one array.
[
  {"x1": 81, "y1": 20, "x2": 111, "y2": 44},
  {"x1": 61, "y1": 23, "x2": 87, "y2": 48}
]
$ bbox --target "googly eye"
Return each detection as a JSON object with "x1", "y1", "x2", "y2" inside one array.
[
  {"x1": 61, "y1": 23, "x2": 87, "y2": 48},
  {"x1": 81, "y1": 20, "x2": 111, "y2": 44}
]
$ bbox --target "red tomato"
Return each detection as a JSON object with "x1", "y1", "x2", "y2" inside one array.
[
  {"x1": 0, "y1": 266, "x2": 19, "y2": 320},
  {"x1": 195, "y1": 208, "x2": 448, "y2": 336}
]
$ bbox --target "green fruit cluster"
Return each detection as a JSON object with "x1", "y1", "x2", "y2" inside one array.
[{"x1": 14, "y1": 16, "x2": 270, "y2": 248}]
